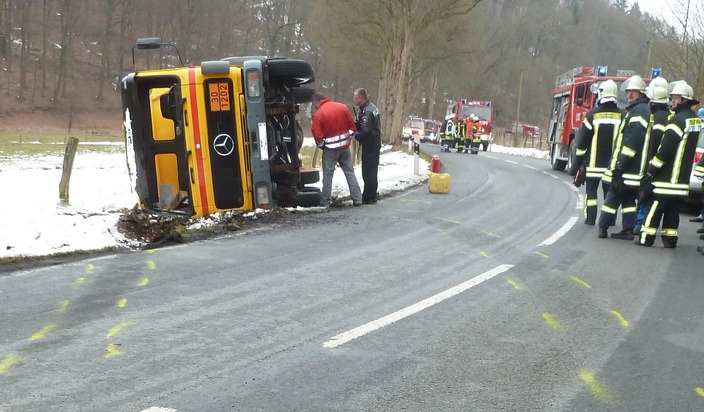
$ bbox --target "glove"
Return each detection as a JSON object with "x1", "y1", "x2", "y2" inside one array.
[
  {"x1": 639, "y1": 174, "x2": 654, "y2": 203},
  {"x1": 315, "y1": 139, "x2": 324, "y2": 148},
  {"x1": 573, "y1": 168, "x2": 585, "y2": 187},
  {"x1": 611, "y1": 169, "x2": 624, "y2": 193}
]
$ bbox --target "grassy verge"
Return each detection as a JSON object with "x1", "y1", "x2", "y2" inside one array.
[{"x1": 0, "y1": 131, "x2": 124, "y2": 157}]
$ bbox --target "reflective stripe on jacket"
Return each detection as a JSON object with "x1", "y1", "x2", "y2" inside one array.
[{"x1": 575, "y1": 102, "x2": 621, "y2": 179}]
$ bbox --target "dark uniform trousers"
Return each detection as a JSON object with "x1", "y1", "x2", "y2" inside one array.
[
  {"x1": 361, "y1": 137, "x2": 381, "y2": 202},
  {"x1": 598, "y1": 187, "x2": 637, "y2": 230},
  {"x1": 584, "y1": 178, "x2": 610, "y2": 223},
  {"x1": 638, "y1": 196, "x2": 682, "y2": 246}
]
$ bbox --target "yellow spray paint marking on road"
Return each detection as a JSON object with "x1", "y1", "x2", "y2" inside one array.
[
  {"x1": 609, "y1": 310, "x2": 629, "y2": 327},
  {"x1": 147, "y1": 260, "x2": 156, "y2": 270},
  {"x1": 106, "y1": 321, "x2": 135, "y2": 339},
  {"x1": 29, "y1": 324, "x2": 59, "y2": 341},
  {"x1": 55, "y1": 300, "x2": 70, "y2": 313},
  {"x1": 72, "y1": 277, "x2": 86, "y2": 289},
  {"x1": 578, "y1": 370, "x2": 614, "y2": 403},
  {"x1": 117, "y1": 298, "x2": 128, "y2": 308},
  {"x1": 570, "y1": 276, "x2": 592, "y2": 289},
  {"x1": 542, "y1": 313, "x2": 562, "y2": 329},
  {"x1": 104, "y1": 343, "x2": 123, "y2": 359},
  {"x1": 439, "y1": 218, "x2": 461, "y2": 225},
  {"x1": 137, "y1": 278, "x2": 149, "y2": 287},
  {"x1": 0, "y1": 353, "x2": 22, "y2": 374},
  {"x1": 507, "y1": 280, "x2": 523, "y2": 290},
  {"x1": 145, "y1": 249, "x2": 155, "y2": 254},
  {"x1": 533, "y1": 252, "x2": 549, "y2": 259},
  {"x1": 85, "y1": 263, "x2": 95, "y2": 274},
  {"x1": 480, "y1": 251, "x2": 492, "y2": 258},
  {"x1": 696, "y1": 387, "x2": 704, "y2": 397},
  {"x1": 483, "y1": 231, "x2": 500, "y2": 238}
]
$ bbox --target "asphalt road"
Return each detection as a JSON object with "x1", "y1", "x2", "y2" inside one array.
[{"x1": 2, "y1": 144, "x2": 704, "y2": 411}]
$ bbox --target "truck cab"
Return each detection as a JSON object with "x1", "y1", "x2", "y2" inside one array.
[{"x1": 121, "y1": 38, "x2": 320, "y2": 218}]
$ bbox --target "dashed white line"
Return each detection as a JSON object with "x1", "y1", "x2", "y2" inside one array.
[
  {"x1": 141, "y1": 408, "x2": 177, "y2": 412},
  {"x1": 504, "y1": 160, "x2": 519, "y2": 165},
  {"x1": 522, "y1": 165, "x2": 539, "y2": 171},
  {"x1": 323, "y1": 264, "x2": 514, "y2": 348},
  {"x1": 539, "y1": 216, "x2": 579, "y2": 246}
]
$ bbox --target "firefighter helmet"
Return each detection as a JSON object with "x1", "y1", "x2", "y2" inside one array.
[
  {"x1": 669, "y1": 81, "x2": 694, "y2": 99},
  {"x1": 621, "y1": 75, "x2": 647, "y2": 93},
  {"x1": 597, "y1": 80, "x2": 618, "y2": 103},
  {"x1": 646, "y1": 76, "x2": 669, "y2": 104}
]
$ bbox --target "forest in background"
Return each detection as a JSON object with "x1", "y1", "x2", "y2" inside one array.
[{"x1": 0, "y1": 0, "x2": 702, "y2": 143}]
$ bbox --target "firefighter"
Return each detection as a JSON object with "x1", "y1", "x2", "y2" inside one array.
[
  {"x1": 597, "y1": 75, "x2": 651, "y2": 240},
  {"x1": 635, "y1": 76, "x2": 672, "y2": 234},
  {"x1": 464, "y1": 116, "x2": 475, "y2": 153},
  {"x1": 637, "y1": 81, "x2": 702, "y2": 248},
  {"x1": 573, "y1": 79, "x2": 622, "y2": 225},
  {"x1": 455, "y1": 118, "x2": 466, "y2": 153},
  {"x1": 473, "y1": 117, "x2": 483, "y2": 154},
  {"x1": 439, "y1": 118, "x2": 455, "y2": 152}
]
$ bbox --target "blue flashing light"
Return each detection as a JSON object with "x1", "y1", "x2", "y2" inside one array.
[
  {"x1": 650, "y1": 67, "x2": 661, "y2": 78},
  {"x1": 597, "y1": 65, "x2": 608, "y2": 76}
]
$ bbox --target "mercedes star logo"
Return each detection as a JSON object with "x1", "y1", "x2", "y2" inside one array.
[{"x1": 213, "y1": 133, "x2": 234, "y2": 157}]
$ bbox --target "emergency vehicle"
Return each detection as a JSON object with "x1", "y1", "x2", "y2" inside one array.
[
  {"x1": 121, "y1": 38, "x2": 320, "y2": 218},
  {"x1": 446, "y1": 99, "x2": 494, "y2": 151},
  {"x1": 402, "y1": 116, "x2": 425, "y2": 141},
  {"x1": 547, "y1": 65, "x2": 648, "y2": 174}
]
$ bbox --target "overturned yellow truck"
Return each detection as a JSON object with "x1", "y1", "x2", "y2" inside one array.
[{"x1": 121, "y1": 38, "x2": 320, "y2": 218}]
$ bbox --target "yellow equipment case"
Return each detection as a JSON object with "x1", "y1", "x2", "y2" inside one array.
[{"x1": 428, "y1": 172, "x2": 451, "y2": 194}]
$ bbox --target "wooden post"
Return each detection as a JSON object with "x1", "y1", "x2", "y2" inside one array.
[{"x1": 59, "y1": 137, "x2": 79, "y2": 204}]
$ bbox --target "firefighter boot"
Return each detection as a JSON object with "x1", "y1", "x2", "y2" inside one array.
[
  {"x1": 636, "y1": 233, "x2": 654, "y2": 247},
  {"x1": 597, "y1": 227, "x2": 608, "y2": 239},
  {"x1": 610, "y1": 229, "x2": 634, "y2": 240},
  {"x1": 662, "y1": 236, "x2": 678, "y2": 249}
]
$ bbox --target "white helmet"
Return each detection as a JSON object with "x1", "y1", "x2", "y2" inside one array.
[
  {"x1": 597, "y1": 80, "x2": 618, "y2": 103},
  {"x1": 621, "y1": 75, "x2": 647, "y2": 93},
  {"x1": 669, "y1": 80, "x2": 695, "y2": 100},
  {"x1": 473, "y1": 116, "x2": 479, "y2": 121},
  {"x1": 646, "y1": 76, "x2": 669, "y2": 104}
]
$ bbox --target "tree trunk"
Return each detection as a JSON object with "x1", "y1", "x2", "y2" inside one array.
[{"x1": 59, "y1": 136, "x2": 79, "y2": 204}]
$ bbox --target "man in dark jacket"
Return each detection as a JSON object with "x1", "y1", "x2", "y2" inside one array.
[
  {"x1": 353, "y1": 88, "x2": 382, "y2": 204},
  {"x1": 597, "y1": 75, "x2": 651, "y2": 240},
  {"x1": 312, "y1": 92, "x2": 363, "y2": 206},
  {"x1": 574, "y1": 79, "x2": 622, "y2": 225},
  {"x1": 637, "y1": 81, "x2": 702, "y2": 248}
]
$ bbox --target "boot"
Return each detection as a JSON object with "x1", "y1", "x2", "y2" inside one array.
[
  {"x1": 697, "y1": 227, "x2": 704, "y2": 234},
  {"x1": 584, "y1": 219, "x2": 595, "y2": 226},
  {"x1": 598, "y1": 228, "x2": 608, "y2": 238},
  {"x1": 662, "y1": 236, "x2": 677, "y2": 249},
  {"x1": 697, "y1": 245, "x2": 704, "y2": 253},
  {"x1": 611, "y1": 229, "x2": 634, "y2": 240}
]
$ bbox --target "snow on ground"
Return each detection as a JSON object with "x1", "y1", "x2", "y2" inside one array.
[{"x1": 0, "y1": 141, "x2": 547, "y2": 259}]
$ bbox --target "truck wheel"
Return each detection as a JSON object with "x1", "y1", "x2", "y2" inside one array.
[
  {"x1": 292, "y1": 87, "x2": 315, "y2": 104},
  {"x1": 268, "y1": 58, "x2": 315, "y2": 86},
  {"x1": 297, "y1": 190, "x2": 322, "y2": 207},
  {"x1": 550, "y1": 145, "x2": 567, "y2": 171},
  {"x1": 300, "y1": 167, "x2": 320, "y2": 185}
]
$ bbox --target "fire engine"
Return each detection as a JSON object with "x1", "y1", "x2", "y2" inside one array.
[
  {"x1": 547, "y1": 65, "x2": 647, "y2": 174},
  {"x1": 121, "y1": 38, "x2": 321, "y2": 217},
  {"x1": 446, "y1": 99, "x2": 494, "y2": 151},
  {"x1": 402, "y1": 116, "x2": 425, "y2": 141}
]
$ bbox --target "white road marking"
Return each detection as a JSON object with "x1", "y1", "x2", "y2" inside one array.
[
  {"x1": 141, "y1": 408, "x2": 176, "y2": 412},
  {"x1": 563, "y1": 181, "x2": 580, "y2": 193},
  {"x1": 576, "y1": 194, "x2": 584, "y2": 210},
  {"x1": 504, "y1": 160, "x2": 518, "y2": 165},
  {"x1": 523, "y1": 165, "x2": 538, "y2": 171},
  {"x1": 539, "y1": 216, "x2": 579, "y2": 246},
  {"x1": 323, "y1": 264, "x2": 514, "y2": 348}
]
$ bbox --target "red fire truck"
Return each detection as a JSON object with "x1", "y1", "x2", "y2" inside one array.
[
  {"x1": 547, "y1": 66, "x2": 645, "y2": 174},
  {"x1": 446, "y1": 99, "x2": 494, "y2": 151}
]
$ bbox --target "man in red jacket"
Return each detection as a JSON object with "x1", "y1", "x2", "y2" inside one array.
[{"x1": 311, "y1": 92, "x2": 363, "y2": 206}]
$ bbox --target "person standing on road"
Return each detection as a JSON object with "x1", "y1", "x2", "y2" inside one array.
[
  {"x1": 353, "y1": 88, "x2": 382, "y2": 204},
  {"x1": 635, "y1": 76, "x2": 672, "y2": 234},
  {"x1": 637, "y1": 81, "x2": 701, "y2": 248},
  {"x1": 311, "y1": 92, "x2": 363, "y2": 207},
  {"x1": 597, "y1": 75, "x2": 651, "y2": 240},
  {"x1": 573, "y1": 79, "x2": 622, "y2": 225},
  {"x1": 690, "y1": 107, "x2": 704, "y2": 225}
]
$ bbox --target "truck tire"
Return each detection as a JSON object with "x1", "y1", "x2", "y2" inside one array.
[
  {"x1": 292, "y1": 87, "x2": 315, "y2": 104},
  {"x1": 551, "y1": 145, "x2": 567, "y2": 171},
  {"x1": 297, "y1": 189, "x2": 322, "y2": 207},
  {"x1": 299, "y1": 167, "x2": 320, "y2": 185},
  {"x1": 267, "y1": 58, "x2": 315, "y2": 86}
]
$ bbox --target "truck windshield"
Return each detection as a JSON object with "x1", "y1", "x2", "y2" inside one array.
[{"x1": 461, "y1": 106, "x2": 492, "y2": 120}]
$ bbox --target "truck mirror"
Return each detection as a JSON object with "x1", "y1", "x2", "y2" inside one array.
[{"x1": 160, "y1": 85, "x2": 180, "y2": 121}]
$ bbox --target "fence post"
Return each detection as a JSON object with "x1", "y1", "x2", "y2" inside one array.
[{"x1": 59, "y1": 137, "x2": 79, "y2": 204}]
